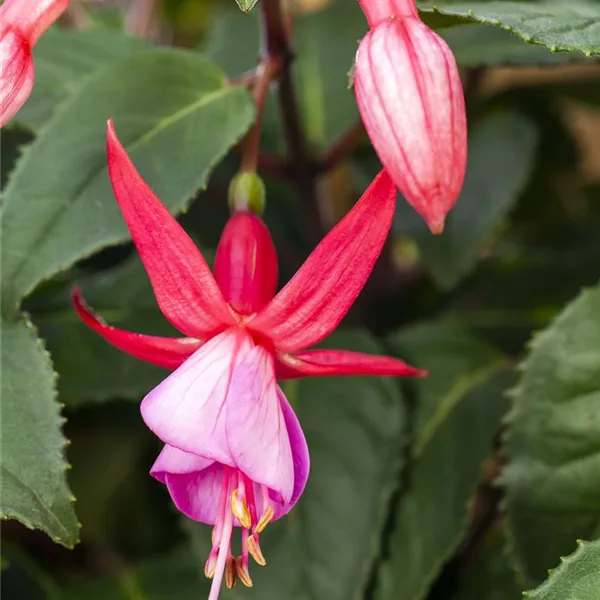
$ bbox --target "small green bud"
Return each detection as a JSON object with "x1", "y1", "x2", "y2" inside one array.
[{"x1": 228, "y1": 171, "x2": 266, "y2": 215}]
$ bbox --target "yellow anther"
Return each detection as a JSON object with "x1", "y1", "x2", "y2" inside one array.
[
  {"x1": 231, "y1": 490, "x2": 252, "y2": 529},
  {"x1": 235, "y1": 556, "x2": 253, "y2": 587},
  {"x1": 204, "y1": 550, "x2": 217, "y2": 579},
  {"x1": 255, "y1": 506, "x2": 275, "y2": 534},
  {"x1": 247, "y1": 534, "x2": 266, "y2": 566},
  {"x1": 225, "y1": 555, "x2": 237, "y2": 589}
]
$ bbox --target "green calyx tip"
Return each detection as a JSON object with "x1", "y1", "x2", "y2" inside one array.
[{"x1": 228, "y1": 171, "x2": 266, "y2": 216}]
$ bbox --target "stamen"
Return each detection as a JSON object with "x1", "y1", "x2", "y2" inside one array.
[
  {"x1": 212, "y1": 467, "x2": 231, "y2": 546},
  {"x1": 247, "y1": 534, "x2": 266, "y2": 566},
  {"x1": 225, "y1": 556, "x2": 237, "y2": 589},
  {"x1": 204, "y1": 548, "x2": 218, "y2": 579},
  {"x1": 244, "y1": 473, "x2": 258, "y2": 527},
  {"x1": 235, "y1": 556, "x2": 253, "y2": 587},
  {"x1": 231, "y1": 489, "x2": 252, "y2": 529},
  {"x1": 256, "y1": 506, "x2": 274, "y2": 534}
]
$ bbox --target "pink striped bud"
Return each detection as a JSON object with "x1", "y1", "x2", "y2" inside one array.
[
  {"x1": 214, "y1": 211, "x2": 279, "y2": 316},
  {"x1": 354, "y1": 0, "x2": 467, "y2": 233},
  {"x1": 0, "y1": 0, "x2": 69, "y2": 127}
]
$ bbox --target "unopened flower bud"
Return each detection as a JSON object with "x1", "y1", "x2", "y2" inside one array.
[
  {"x1": 354, "y1": 0, "x2": 467, "y2": 233},
  {"x1": 228, "y1": 171, "x2": 266, "y2": 216},
  {"x1": 0, "y1": 0, "x2": 69, "y2": 127},
  {"x1": 214, "y1": 211, "x2": 278, "y2": 315}
]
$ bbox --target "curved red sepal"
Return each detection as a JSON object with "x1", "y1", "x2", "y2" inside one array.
[
  {"x1": 73, "y1": 288, "x2": 202, "y2": 370},
  {"x1": 249, "y1": 170, "x2": 396, "y2": 353},
  {"x1": 106, "y1": 120, "x2": 235, "y2": 338},
  {"x1": 276, "y1": 348, "x2": 426, "y2": 379}
]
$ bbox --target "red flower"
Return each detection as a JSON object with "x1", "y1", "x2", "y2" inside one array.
[{"x1": 74, "y1": 121, "x2": 425, "y2": 598}]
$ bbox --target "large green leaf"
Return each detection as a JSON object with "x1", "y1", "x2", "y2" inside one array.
[
  {"x1": 502, "y1": 283, "x2": 600, "y2": 585},
  {"x1": 395, "y1": 111, "x2": 538, "y2": 290},
  {"x1": 525, "y1": 539, "x2": 600, "y2": 600},
  {"x1": 186, "y1": 330, "x2": 406, "y2": 600},
  {"x1": 35, "y1": 257, "x2": 174, "y2": 405},
  {"x1": 1, "y1": 49, "x2": 254, "y2": 316},
  {"x1": 419, "y1": 1, "x2": 600, "y2": 56},
  {"x1": 0, "y1": 316, "x2": 78, "y2": 546},
  {"x1": 441, "y1": 24, "x2": 588, "y2": 65},
  {"x1": 18, "y1": 28, "x2": 149, "y2": 130},
  {"x1": 377, "y1": 322, "x2": 512, "y2": 600},
  {"x1": 62, "y1": 547, "x2": 210, "y2": 600}
]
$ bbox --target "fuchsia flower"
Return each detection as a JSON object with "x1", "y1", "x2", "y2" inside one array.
[
  {"x1": 74, "y1": 121, "x2": 424, "y2": 598},
  {"x1": 354, "y1": 0, "x2": 467, "y2": 233},
  {"x1": 0, "y1": 0, "x2": 69, "y2": 127}
]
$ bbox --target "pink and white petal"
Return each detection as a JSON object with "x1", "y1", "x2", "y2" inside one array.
[
  {"x1": 276, "y1": 349, "x2": 427, "y2": 379},
  {"x1": 248, "y1": 170, "x2": 396, "y2": 353},
  {"x1": 106, "y1": 121, "x2": 235, "y2": 339},
  {"x1": 277, "y1": 387, "x2": 309, "y2": 515},
  {"x1": 150, "y1": 445, "x2": 222, "y2": 524},
  {"x1": 141, "y1": 328, "x2": 254, "y2": 464},
  {"x1": 73, "y1": 288, "x2": 201, "y2": 370},
  {"x1": 225, "y1": 346, "x2": 294, "y2": 504}
]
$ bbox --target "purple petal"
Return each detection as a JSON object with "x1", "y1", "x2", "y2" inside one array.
[
  {"x1": 140, "y1": 328, "x2": 253, "y2": 465},
  {"x1": 225, "y1": 346, "x2": 294, "y2": 504},
  {"x1": 278, "y1": 387, "x2": 310, "y2": 513},
  {"x1": 150, "y1": 445, "x2": 222, "y2": 524}
]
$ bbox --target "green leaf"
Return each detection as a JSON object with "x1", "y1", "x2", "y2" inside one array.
[
  {"x1": 525, "y1": 539, "x2": 600, "y2": 600},
  {"x1": 502, "y1": 282, "x2": 600, "y2": 585},
  {"x1": 18, "y1": 28, "x2": 149, "y2": 130},
  {"x1": 1, "y1": 49, "x2": 254, "y2": 317},
  {"x1": 234, "y1": 0, "x2": 258, "y2": 12},
  {"x1": 441, "y1": 24, "x2": 589, "y2": 66},
  {"x1": 0, "y1": 316, "x2": 78, "y2": 547},
  {"x1": 62, "y1": 547, "x2": 210, "y2": 600},
  {"x1": 35, "y1": 257, "x2": 175, "y2": 405},
  {"x1": 377, "y1": 322, "x2": 512, "y2": 600},
  {"x1": 418, "y1": 1, "x2": 600, "y2": 56},
  {"x1": 395, "y1": 111, "x2": 538, "y2": 290},
  {"x1": 186, "y1": 330, "x2": 406, "y2": 600}
]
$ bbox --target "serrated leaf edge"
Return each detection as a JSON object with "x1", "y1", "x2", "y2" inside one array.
[{"x1": 0, "y1": 313, "x2": 80, "y2": 547}]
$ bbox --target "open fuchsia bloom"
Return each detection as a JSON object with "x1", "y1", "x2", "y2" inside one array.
[
  {"x1": 354, "y1": 0, "x2": 467, "y2": 234},
  {"x1": 73, "y1": 121, "x2": 425, "y2": 598},
  {"x1": 0, "y1": 0, "x2": 69, "y2": 127}
]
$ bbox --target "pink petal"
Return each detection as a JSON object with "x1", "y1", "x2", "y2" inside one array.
[
  {"x1": 248, "y1": 170, "x2": 396, "y2": 353},
  {"x1": 150, "y1": 444, "x2": 222, "y2": 524},
  {"x1": 72, "y1": 288, "x2": 201, "y2": 370},
  {"x1": 276, "y1": 348, "x2": 427, "y2": 379},
  {"x1": 277, "y1": 388, "x2": 309, "y2": 513},
  {"x1": 0, "y1": 29, "x2": 34, "y2": 127},
  {"x1": 140, "y1": 328, "x2": 254, "y2": 464},
  {"x1": 225, "y1": 346, "x2": 294, "y2": 504},
  {"x1": 106, "y1": 121, "x2": 235, "y2": 338}
]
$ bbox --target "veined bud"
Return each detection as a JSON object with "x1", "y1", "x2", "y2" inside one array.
[
  {"x1": 354, "y1": 0, "x2": 467, "y2": 233},
  {"x1": 214, "y1": 211, "x2": 278, "y2": 315},
  {"x1": 228, "y1": 171, "x2": 266, "y2": 216},
  {"x1": 0, "y1": 0, "x2": 69, "y2": 127}
]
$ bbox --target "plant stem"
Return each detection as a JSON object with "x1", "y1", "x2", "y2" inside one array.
[
  {"x1": 259, "y1": 0, "x2": 322, "y2": 241},
  {"x1": 239, "y1": 56, "x2": 282, "y2": 173},
  {"x1": 320, "y1": 120, "x2": 366, "y2": 173}
]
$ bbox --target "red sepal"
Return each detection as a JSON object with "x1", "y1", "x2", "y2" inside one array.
[
  {"x1": 249, "y1": 170, "x2": 396, "y2": 353},
  {"x1": 73, "y1": 288, "x2": 202, "y2": 370},
  {"x1": 276, "y1": 348, "x2": 426, "y2": 379},
  {"x1": 106, "y1": 121, "x2": 235, "y2": 338}
]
